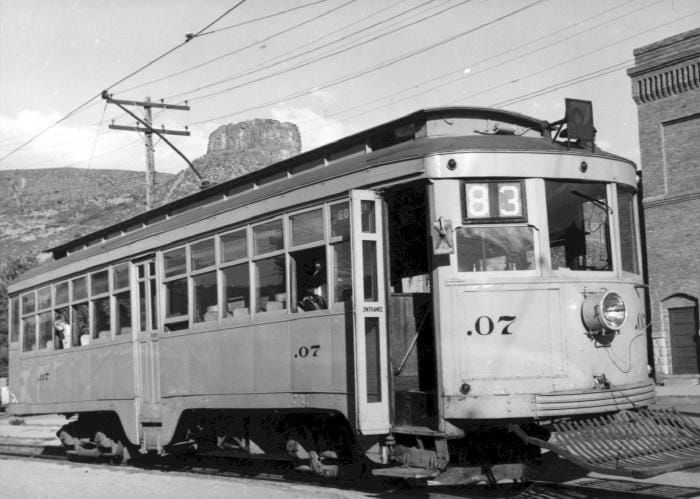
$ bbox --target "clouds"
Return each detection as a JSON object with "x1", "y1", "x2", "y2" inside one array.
[
  {"x1": 0, "y1": 109, "x2": 209, "y2": 174},
  {"x1": 270, "y1": 104, "x2": 348, "y2": 151}
]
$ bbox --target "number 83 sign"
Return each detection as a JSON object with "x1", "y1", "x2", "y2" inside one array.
[{"x1": 463, "y1": 181, "x2": 525, "y2": 221}]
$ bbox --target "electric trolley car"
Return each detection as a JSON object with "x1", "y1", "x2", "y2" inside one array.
[{"x1": 6, "y1": 102, "x2": 700, "y2": 484}]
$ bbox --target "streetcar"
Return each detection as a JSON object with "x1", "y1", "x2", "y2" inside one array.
[{"x1": 6, "y1": 101, "x2": 700, "y2": 484}]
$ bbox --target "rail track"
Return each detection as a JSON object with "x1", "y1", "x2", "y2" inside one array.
[
  {"x1": 0, "y1": 439, "x2": 536, "y2": 497},
  {"x1": 3, "y1": 439, "x2": 699, "y2": 498}
]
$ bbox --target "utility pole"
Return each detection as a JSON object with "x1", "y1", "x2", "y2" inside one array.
[
  {"x1": 102, "y1": 92, "x2": 206, "y2": 210},
  {"x1": 143, "y1": 97, "x2": 156, "y2": 210}
]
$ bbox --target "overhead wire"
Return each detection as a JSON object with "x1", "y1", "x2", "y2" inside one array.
[
  {"x1": 294, "y1": 3, "x2": 694, "y2": 138},
  {"x1": 116, "y1": 0, "x2": 359, "y2": 95},
  {"x1": 163, "y1": 0, "x2": 457, "y2": 101},
  {"x1": 313, "y1": 0, "x2": 649, "y2": 122},
  {"x1": 0, "y1": 0, "x2": 247, "y2": 165},
  {"x1": 196, "y1": 0, "x2": 331, "y2": 36},
  {"x1": 188, "y1": 0, "x2": 546, "y2": 125}
]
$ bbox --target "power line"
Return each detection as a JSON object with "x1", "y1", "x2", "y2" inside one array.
[
  {"x1": 290, "y1": 3, "x2": 694, "y2": 139},
  {"x1": 196, "y1": 0, "x2": 332, "y2": 36},
  {"x1": 188, "y1": 0, "x2": 546, "y2": 124},
  {"x1": 490, "y1": 61, "x2": 633, "y2": 109},
  {"x1": 116, "y1": 0, "x2": 358, "y2": 95},
  {"x1": 0, "y1": 1, "x2": 247, "y2": 165},
  {"x1": 161, "y1": 0, "x2": 447, "y2": 101},
  {"x1": 313, "y1": 0, "x2": 662, "y2": 124}
]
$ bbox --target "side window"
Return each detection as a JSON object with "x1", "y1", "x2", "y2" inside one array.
[
  {"x1": 617, "y1": 185, "x2": 640, "y2": 275},
  {"x1": 221, "y1": 229, "x2": 250, "y2": 318},
  {"x1": 137, "y1": 260, "x2": 159, "y2": 332},
  {"x1": 290, "y1": 209, "x2": 327, "y2": 312},
  {"x1": 546, "y1": 181, "x2": 612, "y2": 271},
  {"x1": 37, "y1": 286, "x2": 53, "y2": 350},
  {"x1": 71, "y1": 276, "x2": 89, "y2": 346},
  {"x1": 457, "y1": 181, "x2": 534, "y2": 272},
  {"x1": 91, "y1": 270, "x2": 111, "y2": 340},
  {"x1": 163, "y1": 248, "x2": 188, "y2": 330},
  {"x1": 330, "y1": 202, "x2": 352, "y2": 303},
  {"x1": 21, "y1": 291, "x2": 36, "y2": 352},
  {"x1": 10, "y1": 296, "x2": 20, "y2": 343},
  {"x1": 114, "y1": 263, "x2": 132, "y2": 335},
  {"x1": 54, "y1": 281, "x2": 70, "y2": 349},
  {"x1": 191, "y1": 238, "x2": 218, "y2": 323},
  {"x1": 253, "y1": 219, "x2": 287, "y2": 313}
]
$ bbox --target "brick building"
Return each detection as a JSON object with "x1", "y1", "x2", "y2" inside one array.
[{"x1": 627, "y1": 28, "x2": 700, "y2": 377}]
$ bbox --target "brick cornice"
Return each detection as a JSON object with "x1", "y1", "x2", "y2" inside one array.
[{"x1": 643, "y1": 191, "x2": 700, "y2": 208}]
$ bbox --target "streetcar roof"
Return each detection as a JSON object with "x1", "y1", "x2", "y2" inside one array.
[{"x1": 19, "y1": 106, "x2": 633, "y2": 285}]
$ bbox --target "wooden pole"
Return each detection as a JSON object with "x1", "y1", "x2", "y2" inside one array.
[{"x1": 144, "y1": 97, "x2": 155, "y2": 210}]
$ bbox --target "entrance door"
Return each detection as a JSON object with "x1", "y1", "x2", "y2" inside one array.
[
  {"x1": 351, "y1": 190, "x2": 390, "y2": 434},
  {"x1": 135, "y1": 257, "x2": 162, "y2": 424},
  {"x1": 670, "y1": 306, "x2": 699, "y2": 374}
]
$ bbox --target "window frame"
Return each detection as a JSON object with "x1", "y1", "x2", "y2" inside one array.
[
  {"x1": 288, "y1": 206, "x2": 329, "y2": 314},
  {"x1": 113, "y1": 262, "x2": 133, "y2": 336},
  {"x1": 90, "y1": 269, "x2": 112, "y2": 341},
  {"x1": 545, "y1": 179, "x2": 615, "y2": 275},
  {"x1": 251, "y1": 217, "x2": 287, "y2": 315},
  {"x1": 190, "y1": 236, "x2": 219, "y2": 324},
  {"x1": 20, "y1": 289, "x2": 37, "y2": 352},
  {"x1": 220, "y1": 227, "x2": 251, "y2": 323}
]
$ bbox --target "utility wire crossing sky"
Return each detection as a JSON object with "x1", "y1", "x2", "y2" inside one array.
[{"x1": 0, "y1": 0, "x2": 698, "y2": 174}]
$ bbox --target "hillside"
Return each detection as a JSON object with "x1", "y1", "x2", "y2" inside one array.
[
  {"x1": 0, "y1": 168, "x2": 174, "y2": 261},
  {"x1": 0, "y1": 118, "x2": 301, "y2": 377}
]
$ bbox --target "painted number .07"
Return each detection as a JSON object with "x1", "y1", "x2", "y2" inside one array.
[
  {"x1": 294, "y1": 345, "x2": 320, "y2": 358},
  {"x1": 466, "y1": 315, "x2": 516, "y2": 336}
]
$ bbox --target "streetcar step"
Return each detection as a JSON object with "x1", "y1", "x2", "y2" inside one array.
[
  {"x1": 509, "y1": 407, "x2": 700, "y2": 478},
  {"x1": 372, "y1": 466, "x2": 440, "y2": 479}
]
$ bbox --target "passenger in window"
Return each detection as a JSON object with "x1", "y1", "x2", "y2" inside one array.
[
  {"x1": 54, "y1": 316, "x2": 71, "y2": 350},
  {"x1": 298, "y1": 257, "x2": 327, "y2": 311}
]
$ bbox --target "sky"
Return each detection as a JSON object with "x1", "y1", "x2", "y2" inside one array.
[{"x1": 0, "y1": 0, "x2": 698, "y2": 175}]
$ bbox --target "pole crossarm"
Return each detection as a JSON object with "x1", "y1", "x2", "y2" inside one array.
[
  {"x1": 104, "y1": 97, "x2": 190, "y2": 111},
  {"x1": 108, "y1": 124, "x2": 191, "y2": 136},
  {"x1": 101, "y1": 90, "x2": 205, "y2": 184}
]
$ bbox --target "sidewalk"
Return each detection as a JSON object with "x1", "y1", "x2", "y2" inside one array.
[{"x1": 653, "y1": 378, "x2": 700, "y2": 426}]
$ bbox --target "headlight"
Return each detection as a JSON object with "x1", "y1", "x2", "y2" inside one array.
[
  {"x1": 582, "y1": 291, "x2": 627, "y2": 332},
  {"x1": 600, "y1": 292, "x2": 626, "y2": 330}
]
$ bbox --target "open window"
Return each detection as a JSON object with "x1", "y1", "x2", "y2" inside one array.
[
  {"x1": 546, "y1": 181, "x2": 612, "y2": 271},
  {"x1": 289, "y1": 208, "x2": 327, "y2": 312}
]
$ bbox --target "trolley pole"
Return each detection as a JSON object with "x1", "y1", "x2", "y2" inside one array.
[{"x1": 102, "y1": 92, "x2": 197, "y2": 210}]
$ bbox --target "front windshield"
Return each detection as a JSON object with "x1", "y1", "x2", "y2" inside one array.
[
  {"x1": 546, "y1": 181, "x2": 611, "y2": 271},
  {"x1": 456, "y1": 180, "x2": 535, "y2": 272},
  {"x1": 456, "y1": 226, "x2": 535, "y2": 272}
]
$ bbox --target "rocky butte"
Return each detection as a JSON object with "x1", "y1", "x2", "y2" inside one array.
[{"x1": 160, "y1": 118, "x2": 301, "y2": 203}]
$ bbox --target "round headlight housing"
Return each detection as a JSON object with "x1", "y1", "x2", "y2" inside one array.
[
  {"x1": 582, "y1": 291, "x2": 627, "y2": 332},
  {"x1": 600, "y1": 292, "x2": 626, "y2": 330}
]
